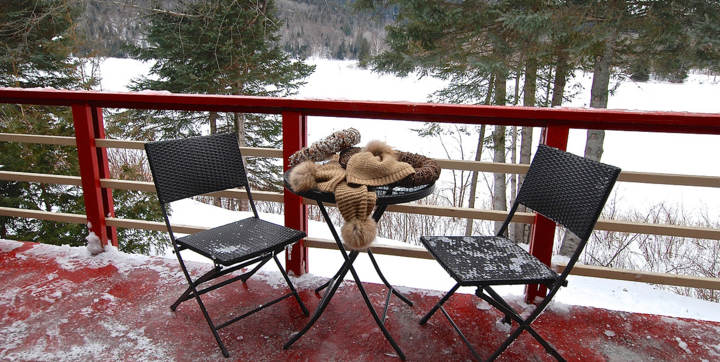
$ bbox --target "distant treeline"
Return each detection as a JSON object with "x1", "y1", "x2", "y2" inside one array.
[{"x1": 77, "y1": 0, "x2": 392, "y2": 60}]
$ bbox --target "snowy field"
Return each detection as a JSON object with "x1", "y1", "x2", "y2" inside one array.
[
  {"x1": 99, "y1": 57, "x2": 720, "y2": 220},
  {"x1": 94, "y1": 57, "x2": 720, "y2": 321}
]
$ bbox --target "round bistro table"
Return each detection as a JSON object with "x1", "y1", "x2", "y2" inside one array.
[{"x1": 282, "y1": 170, "x2": 435, "y2": 360}]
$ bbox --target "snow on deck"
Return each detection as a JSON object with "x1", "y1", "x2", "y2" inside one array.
[{"x1": 2, "y1": 239, "x2": 719, "y2": 361}]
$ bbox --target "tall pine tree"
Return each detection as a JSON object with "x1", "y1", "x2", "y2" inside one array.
[
  {"x1": 1, "y1": 0, "x2": 90, "y2": 246},
  {"x1": 120, "y1": 0, "x2": 314, "y2": 192},
  {"x1": 1, "y1": 1, "x2": 167, "y2": 254}
]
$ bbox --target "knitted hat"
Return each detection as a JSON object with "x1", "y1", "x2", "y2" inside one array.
[
  {"x1": 288, "y1": 159, "x2": 347, "y2": 193},
  {"x1": 335, "y1": 182, "x2": 377, "y2": 250},
  {"x1": 315, "y1": 160, "x2": 346, "y2": 192},
  {"x1": 346, "y1": 141, "x2": 414, "y2": 186}
]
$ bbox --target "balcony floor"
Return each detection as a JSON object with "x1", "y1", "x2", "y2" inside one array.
[{"x1": 1, "y1": 240, "x2": 719, "y2": 361}]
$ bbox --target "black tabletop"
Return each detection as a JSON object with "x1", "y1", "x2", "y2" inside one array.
[{"x1": 283, "y1": 170, "x2": 435, "y2": 205}]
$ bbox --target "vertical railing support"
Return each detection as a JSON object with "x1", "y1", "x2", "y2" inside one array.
[
  {"x1": 92, "y1": 106, "x2": 118, "y2": 246},
  {"x1": 525, "y1": 126, "x2": 569, "y2": 303},
  {"x1": 282, "y1": 112, "x2": 308, "y2": 275},
  {"x1": 71, "y1": 104, "x2": 117, "y2": 249}
]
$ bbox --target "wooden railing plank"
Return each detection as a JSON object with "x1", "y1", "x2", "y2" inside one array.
[
  {"x1": 3, "y1": 205, "x2": 718, "y2": 290},
  {"x1": 553, "y1": 262, "x2": 720, "y2": 290},
  {"x1": 2, "y1": 171, "x2": 720, "y2": 240},
  {"x1": 0, "y1": 133, "x2": 75, "y2": 146},
  {"x1": 4, "y1": 133, "x2": 720, "y2": 187},
  {"x1": 0, "y1": 171, "x2": 82, "y2": 186}
]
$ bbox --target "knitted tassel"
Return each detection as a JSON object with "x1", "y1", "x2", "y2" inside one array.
[
  {"x1": 288, "y1": 161, "x2": 317, "y2": 192},
  {"x1": 341, "y1": 218, "x2": 377, "y2": 250},
  {"x1": 363, "y1": 140, "x2": 394, "y2": 156}
]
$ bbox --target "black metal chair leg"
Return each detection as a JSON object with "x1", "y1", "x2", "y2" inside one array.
[
  {"x1": 239, "y1": 256, "x2": 271, "y2": 283},
  {"x1": 420, "y1": 283, "x2": 460, "y2": 325},
  {"x1": 284, "y1": 260, "x2": 351, "y2": 350},
  {"x1": 171, "y1": 266, "x2": 221, "y2": 311},
  {"x1": 439, "y1": 306, "x2": 482, "y2": 361},
  {"x1": 174, "y1": 254, "x2": 229, "y2": 357},
  {"x1": 481, "y1": 287, "x2": 565, "y2": 361},
  {"x1": 524, "y1": 325, "x2": 565, "y2": 361},
  {"x1": 273, "y1": 254, "x2": 309, "y2": 316}
]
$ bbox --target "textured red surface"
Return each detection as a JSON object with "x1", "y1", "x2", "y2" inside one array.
[
  {"x1": 2, "y1": 87, "x2": 720, "y2": 134},
  {"x1": 2, "y1": 240, "x2": 719, "y2": 361}
]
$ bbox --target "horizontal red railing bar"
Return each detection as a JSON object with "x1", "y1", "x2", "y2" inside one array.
[{"x1": 2, "y1": 88, "x2": 720, "y2": 134}]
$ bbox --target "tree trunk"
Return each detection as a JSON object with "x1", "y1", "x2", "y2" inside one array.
[
  {"x1": 234, "y1": 112, "x2": 249, "y2": 211},
  {"x1": 559, "y1": 36, "x2": 615, "y2": 257},
  {"x1": 508, "y1": 125, "x2": 518, "y2": 241},
  {"x1": 551, "y1": 51, "x2": 569, "y2": 107},
  {"x1": 209, "y1": 111, "x2": 218, "y2": 135},
  {"x1": 464, "y1": 75, "x2": 494, "y2": 236},
  {"x1": 209, "y1": 111, "x2": 221, "y2": 207},
  {"x1": 464, "y1": 124, "x2": 486, "y2": 236},
  {"x1": 492, "y1": 70, "x2": 507, "y2": 235},
  {"x1": 512, "y1": 58, "x2": 537, "y2": 243}
]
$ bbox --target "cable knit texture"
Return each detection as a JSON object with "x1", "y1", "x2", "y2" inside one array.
[
  {"x1": 314, "y1": 160, "x2": 346, "y2": 192},
  {"x1": 335, "y1": 182, "x2": 377, "y2": 250},
  {"x1": 346, "y1": 151, "x2": 415, "y2": 186},
  {"x1": 395, "y1": 151, "x2": 441, "y2": 187},
  {"x1": 288, "y1": 128, "x2": 361, "y2": 167},
  {"x1": 287, "y1": 139, "x2": 422, "y2": 250}
]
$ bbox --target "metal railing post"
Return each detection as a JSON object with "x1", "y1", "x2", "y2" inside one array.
[
  {"x1": 282, "y1": 112, "x2": 308, "y2": 275},
  {"x1": 525, "y1": 126, "x2": 569, "y2": 303},
  {"x1": 71, "y1": 104, "x2": 117, "y2": 249}
]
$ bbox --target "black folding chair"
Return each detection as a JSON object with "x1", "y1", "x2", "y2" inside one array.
[
  {"x1": 144, "y1": 132, "x2": 309, "y2": 358},
  {"x1": 419, "y1": 144, "x2": 620, "y2": 361}
]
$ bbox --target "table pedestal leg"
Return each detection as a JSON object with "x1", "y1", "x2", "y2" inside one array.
[
  {"x1": 285, "y1": 202, "x2": 407, "y2": 360},
  {"x1": 283, "y1": 251, "x2": 354, "y2": 350}
]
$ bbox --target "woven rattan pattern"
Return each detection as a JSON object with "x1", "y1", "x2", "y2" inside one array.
[
  {"x1": 145, "y1": 133, "x2": 248, "y2": 204},
  {"x1": 421, "y1": 236, "x2": 557, "y2": 285},
  {"x1": 177, "y1": 218, "x2": 304, "y2": 266},
  {"x1": 516, "y1": 145, "x2": 621, "y2": 242}
]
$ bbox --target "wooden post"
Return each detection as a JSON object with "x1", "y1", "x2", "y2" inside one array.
[
  {"x1": 91, "y1": 106, "x2": 118, "y2": 246},
  {"x1": 525, "y1": 126, "x2": 569, "y2": 303},
  {"x1": 72, "y1": 104, "x2": 117, "y2": 249},
  {"x1": 282, "y1": 112, "x2": 308, "y2": 275}
]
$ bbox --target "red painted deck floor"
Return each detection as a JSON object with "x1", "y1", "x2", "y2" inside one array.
[{"x1": 2, "y1": 240, "x2": 719, "y2": 361}]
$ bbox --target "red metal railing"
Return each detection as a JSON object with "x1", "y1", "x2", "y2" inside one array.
[{"x1": 2, "y1": 87, "x2": 720, "y2": 302}]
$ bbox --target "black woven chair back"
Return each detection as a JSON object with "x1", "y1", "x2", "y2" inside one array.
[
  {"x1": 514, "y1": 144, "x2": 621, "y2": 243},
  {"x1": 145, "y1": 133, "x2": 248, "y2": 204}
]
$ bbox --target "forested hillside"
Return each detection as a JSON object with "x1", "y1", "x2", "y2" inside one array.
[{"x1": 77, "y1": 0, "x2": 390, "y2": 59}]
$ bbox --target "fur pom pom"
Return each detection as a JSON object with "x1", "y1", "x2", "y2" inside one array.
[
  {"x1": 288, "y1": 161, "x2": 317, "y2": 192},
  {"x1": 363, "y1": 140, "x2": 394, "y2": 157},
  {"x1": 341, "y1": 218, "x2": 377, "y2": 250}
]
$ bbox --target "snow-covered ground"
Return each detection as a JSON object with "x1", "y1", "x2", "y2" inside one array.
[
  {"x1": 93, "y1": 57, "x2": 720, "y2": 322},
  {"x1": 100, "y1": 56, "x2": 720, "y2": 220}
]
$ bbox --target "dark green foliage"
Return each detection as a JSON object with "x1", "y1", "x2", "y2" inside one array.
[
  {"x1": 119, "y1": 0, "x2": 313, "y2": 192},
  {"x1": 0, "y1": 1, "x2": 167, "y2": 254},
  {"x1": 0, "y1": 0, "x2": 88, "y2": 246},
  {"x1": 0, "y1": 0, "x2": 84, "y2": 88}
]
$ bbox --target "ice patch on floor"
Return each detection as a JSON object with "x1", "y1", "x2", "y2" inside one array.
[{"x1": 0, "y1": 239, "x2": 23, "y2": 252}]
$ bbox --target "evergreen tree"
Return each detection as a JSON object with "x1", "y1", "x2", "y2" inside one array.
[
  {"x1": 0, "y1": 0, "x2": 90, "y2": 246},
  {"x1": 359, "y1": 0, "x2": 557, "y2": 237},
  {"x1": 0, "y1": 1, "x2": 167, "y2": 254},
  {"x1": 120, "y1": 0, "x2": 314, "y2": 192}
]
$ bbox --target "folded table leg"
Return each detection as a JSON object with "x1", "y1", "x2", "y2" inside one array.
[{"x1": 284, "y1": 201, "x2": 407, "y2": 360}]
